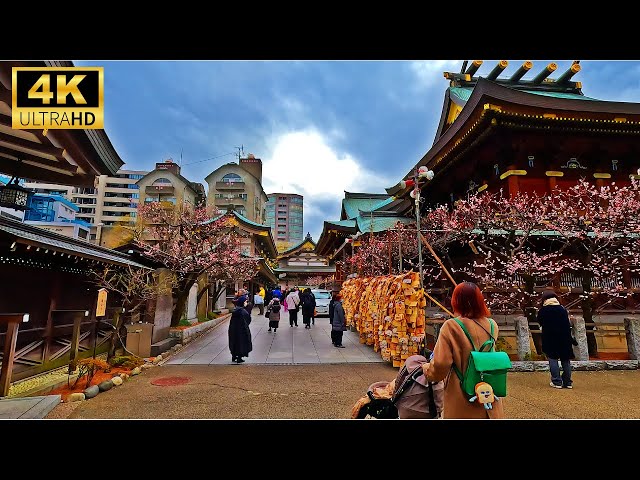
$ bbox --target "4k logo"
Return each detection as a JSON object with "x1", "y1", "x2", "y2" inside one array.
[{"x1": 12, "y1": 67, "x2": 104, "y2": 129}]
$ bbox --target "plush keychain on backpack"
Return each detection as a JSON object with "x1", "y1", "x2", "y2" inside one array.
[{"x1": 468, "y1": 382, "x2": 495, "y2": 410}]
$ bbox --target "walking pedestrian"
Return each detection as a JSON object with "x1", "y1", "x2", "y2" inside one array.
[
  {"x1": 310, "y1": 289, "x2": 316, "y2": 325},
  {"x1": 264, "y1": 286, "x2": 273, "y2": 306},
  {"x1": 266, "y1": 297, "x2": 282, "y2": 333},
  {"x1": 285, "y1": 288, "x2": 300, "y2": 327},
  {"x1": 421, "y1": 281, "x2": 505, "y2": 418},
  {"x1": 254, "y1": 290, "x2": 265, "y2": 316},
  {"x1": 331, "y1": 293, "x2": 346, "y2": 348},
  {"x1": 228, "y1": 297, "x2": 253, "y2": 364},
  {"x1": 300, "y1": 288, "x2": 316, "y2": 329},
  {"x1": 537, "y1": 290, "x2": 576, "y2": 389},
  {"x1": 329, "y1": 293, "x2": 337, "y2": 328},
  {"x1": 272, "y1": 286, "x2": 283, "y2": 300}
]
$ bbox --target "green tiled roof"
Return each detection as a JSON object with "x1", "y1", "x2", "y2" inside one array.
[
  {"x1": 234, "y1": 211, "x2": 269, "y2": 229},
  {"x1": 206, "y1": 211, "x2": 268, "y2": 229},
  {"x1": 450, "y1": 86, "x2": 597, "y2": 104},
  {"x1": 343, "y1": 198, "x2": 389, "y2": 220},
  {"x1": 361, "y1": 196, "x2": 395, "y2": 213},
  {"x1": 356, "y1": 215, "x2": 411, "y2": 233}
]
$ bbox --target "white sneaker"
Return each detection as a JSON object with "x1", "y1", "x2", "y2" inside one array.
[
  {"x1": 550, "y1": 382, "x2": 562, "y2": 389},
  {"x1": 564, "y1": 385, "x2": 573, "y2": 389}
]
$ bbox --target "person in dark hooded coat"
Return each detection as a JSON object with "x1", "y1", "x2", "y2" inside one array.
[
  {"x1": 228, "y1": 297, "x2": 253, "y2": 363},
  {"x1": 537, "y1": 290, "x2": 576, "y2": 389}
]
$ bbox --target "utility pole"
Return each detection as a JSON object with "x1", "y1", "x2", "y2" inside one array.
[{"x1": 414, "y1": 170, "x2": 424, "y2": 290}]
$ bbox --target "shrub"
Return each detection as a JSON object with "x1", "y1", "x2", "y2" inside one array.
[
  {"x1": 197, "y1": 314, "x2": 208, "y2": 323},
  {"x1": 109, "y1": 355, "x2": 144, "y2": 369},
  {"x1": 207, "y1": 311, "x2": 218, "y2": 320},
  {"x1": 178, "y1": 318, "x2": 192, "y2": 327},
  {"x1": 73, "y1": 358, "x2": 110, "y2": 389}
]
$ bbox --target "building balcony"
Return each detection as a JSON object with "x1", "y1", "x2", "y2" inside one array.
[
  {"x1": 215, "y1": 181, "x2": 245, "y2": 190},
  {"x1": 102, "y1": 205, "x2": 137, "y2": 212},
  {"x1": 214, "y1": 197, "x2": 246, "y2": 206},
  {"x1": 145, "y1": 185, "x2": 175, "y2": 195}
]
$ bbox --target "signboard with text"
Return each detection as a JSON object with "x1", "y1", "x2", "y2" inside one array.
[{"x1": 96, "y1": 288, "x2": 108, "y2": 317}]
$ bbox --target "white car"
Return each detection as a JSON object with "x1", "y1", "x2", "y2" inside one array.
[{"x1": 311, "y1": 289, "x2": 332, "y2": 316}]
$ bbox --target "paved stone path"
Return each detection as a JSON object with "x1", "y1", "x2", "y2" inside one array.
[{"x1": 166, "y1": 309, "x2": 384, "y2": 365}]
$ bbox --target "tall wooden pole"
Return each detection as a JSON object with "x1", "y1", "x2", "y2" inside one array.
[
  {"x1": 387, "y1": 233, "x2": 392, "y2": 274},
  {"x1": 0, "y1": 316, "x2": 21, "y2": 397},
  {"x1": 419, "y1": 232, "x2": 457, "y2": 288},
  {"x1": 398, "y1": 232, "x2": 403, "y2": 272}
]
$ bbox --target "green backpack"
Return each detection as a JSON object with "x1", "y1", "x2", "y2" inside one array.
[{"x1": 452, "y1": 318, "x2": 512, "y2": 398}]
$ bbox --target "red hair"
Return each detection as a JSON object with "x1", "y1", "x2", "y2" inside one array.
[{"x1": 451, "y1": 282, "x2": 490, "y2": 319}]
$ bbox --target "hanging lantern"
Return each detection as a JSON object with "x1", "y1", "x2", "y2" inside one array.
[
  {"x1": 0, "y1": 177, "x2": 30, "y2": 211},
  {"x1": 418, "y1": 166, "x2": 435, "y2": 180},
  {"x1": 400, "y1": 179, "x2": 415, "y2": 190}
]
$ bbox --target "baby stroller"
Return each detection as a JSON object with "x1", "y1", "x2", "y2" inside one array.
[{"x1": 352, "y1": 352, "x2": 444, "y2": 419}]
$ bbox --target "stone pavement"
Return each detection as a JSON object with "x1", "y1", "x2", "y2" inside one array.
[
  {"x1": 0, "y1": 395, "x2": 60, "y2": 419},
  {"x1": 166, "y1": 309, "x2": 383, "y2": 365},
  {"x1": 51, "y1": 365, "x2": 640, "y2": 419}
]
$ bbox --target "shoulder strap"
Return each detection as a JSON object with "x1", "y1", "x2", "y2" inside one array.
[
  {"x1": 453, "y1": 317, "x2": 476, "y2": 351},
  {"x1": 452, "y1": 318, "x2": 497, "y2": 381},
  {"x1": 475, "y1": 318, "x2": 496, "y2": 352},
  {"x1": 452, "y1": 317, "x2": 474, "y2": 384}
]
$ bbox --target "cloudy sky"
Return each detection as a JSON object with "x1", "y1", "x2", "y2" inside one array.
[{"x1": 74, "y1": 60, "x2": 640, "y2": 241}]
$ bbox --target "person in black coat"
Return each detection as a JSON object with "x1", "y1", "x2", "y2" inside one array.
[
  {"x1": 537, "y1": 290, "x2": 576, "y2": 389},
  {"x1": 331, "y1": 293, "x2": 347, "y2": 348},
  {"x1": 329, "y1": 294, "x2": 337, "y2": 327},
  {"x1": 228, "y1": 297, "x2": 253, "y2": 363},
  {"x1": 300, "y1": 288, "x2": 316, "y2": 329}
]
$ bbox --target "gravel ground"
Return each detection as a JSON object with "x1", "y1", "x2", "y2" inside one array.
[{"x1": 44, "y1": 364, "x2": 640, "y2": 419}]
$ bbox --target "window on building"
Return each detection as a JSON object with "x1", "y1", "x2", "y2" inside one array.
[
  {"x1": 278, "y1": 217, "x2": 286, "y2": 221},
  {"x1": 221, "y1": 173, "x2": 243, "y2": 183},
  {"x1": 131, "y1": 193, "x2": 139, "y2": 199},
  {"x1": 239, "y1": 193, "x2": 248, "y2": 199},
  {"x1": 90, "y1": 234, "x2": 97, "y2": 240},
  {"x1": 152, "y1": 178, "x2": 173, "y2": 186}
]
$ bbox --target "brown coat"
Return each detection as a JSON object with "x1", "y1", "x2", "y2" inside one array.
[{"x1": 424, "y1": 316, "x2": 506, "y2": 419}]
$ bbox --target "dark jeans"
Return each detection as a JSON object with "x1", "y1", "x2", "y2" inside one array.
[
  {"x1": 289, "y1": 309, "x2": 298, "y2": 326},
  {"x1": 548, "y1": 358, "x2": 572, "y2": 386},
  {"x1": 303, "y1": 314, "x2": 312, "y2": 326},
  {"x1": 331, "y1": 330, "x2": 343, "y2": 346},
  {"x1": 256, "y1": 303, "x2": 264, "y2": 315}
]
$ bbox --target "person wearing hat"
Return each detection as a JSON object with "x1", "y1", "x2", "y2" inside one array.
[{"x1": 228, "y1": 296, "x2": 253, "y2": 363}]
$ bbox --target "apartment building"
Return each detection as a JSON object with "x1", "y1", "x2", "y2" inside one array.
[
  {"x1": 205, "y1": 154, "x2": 268, "y2": 224},
  {"x1": 265, "y1": 193, "x2": 303, "y2": 249},
  {"x1": 24, "y1": 193, "x2": 91, "y2": 240},
  {"x1": 136, "y1": 160, "x2": 205, "y2": 207},
  {"x1": 22, "y1": 169, "x2": 147, "y2": 243}
]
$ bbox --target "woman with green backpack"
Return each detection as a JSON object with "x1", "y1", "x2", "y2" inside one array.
[{"x1": 422, "y1": 282, "x2": 508, "y2": 419}]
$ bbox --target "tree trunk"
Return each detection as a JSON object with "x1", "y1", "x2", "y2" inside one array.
[
  {"x1": 171, "y1": 289, "x2": 190, "y2": 327},
  {"x1": 107, "y1": 310, "x2": 122, "y2": 362},
  {"x1": 524, "y1": 275, "x2": 542, "y2": 355},
  {"x1": 197, "y1": 283, "x2": 211, "y2": 304},
  {"x1": 170, "y1": 274, "x2": 199, "y2": 327},
  {"x1": 581, "y1": 270, "x2": 599, "y2": 357}
]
